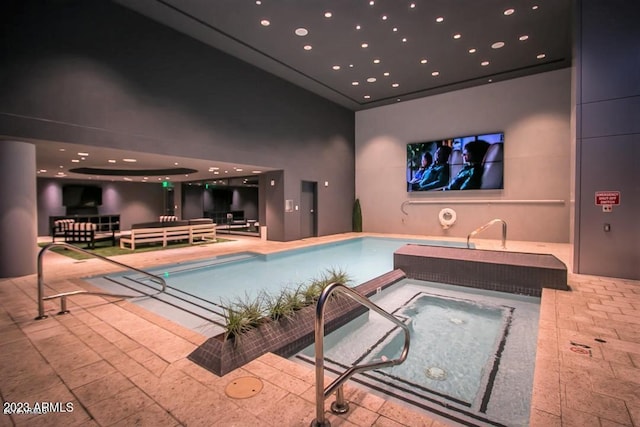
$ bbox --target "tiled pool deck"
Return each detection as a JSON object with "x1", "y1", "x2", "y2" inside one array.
[{"x1": 0, "y1": 233, "x2": 638, "y2": 426}]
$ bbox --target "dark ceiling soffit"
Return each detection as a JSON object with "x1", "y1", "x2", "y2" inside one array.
[
  {"x1": 69, "y1": 167, "x2": 198, "y2": 176},
  {"x1": 359, "y1": 58, "x2": 572, "y2": 109}
]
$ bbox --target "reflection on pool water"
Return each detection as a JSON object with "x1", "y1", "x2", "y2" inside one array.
[
  {"x1": 296, "y1": 279, "x2": 540, "y2": 427},
  {"x1": 87, "y1": 237, "x2": 468, "y2": 337}
]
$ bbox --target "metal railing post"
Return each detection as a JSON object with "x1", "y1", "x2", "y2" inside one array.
[
  {"x1": 36, "y1": 242, "x2": 167, "y2": 320},
  {"x1": 467, "y1": 218, "x2": 507, "y2": 249},
  {"x1": 311, "y1": 282, "x2": 410, "y2": 427}
]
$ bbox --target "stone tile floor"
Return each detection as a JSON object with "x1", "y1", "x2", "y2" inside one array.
[{"x1": 0, "y1": 233, "x2": 638, "y2": 426}]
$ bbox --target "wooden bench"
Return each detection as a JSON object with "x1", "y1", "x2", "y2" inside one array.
[
  {"x1": 120, "y1": 221, "x2": 216, "y2": 250},
  {"x1": 63, "y1": 223, "x2": 116, "y2": 249}
]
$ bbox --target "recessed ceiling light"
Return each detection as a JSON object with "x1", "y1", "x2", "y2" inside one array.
[
  {"x1": 381, "y1": 15, "x2": 388, "y2": 20},
  {"x1": 420, "y1": 59, "x2": 428, "y2": 64},
  {"x1": 392, "y1": 27, "x2": 398, "y2": 32},
  {"x1": 410, "y1": 3, "x2": 416, "y2": 8},
  {"x1": 255, "y1": 1, "x2": 261, "y2": 4},
  {"x1": 402, "y1": 38, "x2": 407, "y2": 42},
  {"x1": 356, "y1": 24, "x2": 361, "y2": 30},
  {"x1": 123, "y1": 177, "x2": 133, "y2": 182},
  {"x1": 432, "y1": 71, "x2": 440, "y2": 76},
  {"x1": 491, "y1": 41, "x2": 505, "y2": 49},
  {"x1": 71, "y1": 159, "x2": 80, "y2": 163},
  {"x1": 295, "y1": 28, "x2": 308, "y2": 36},
  {"x1": 453, "y1": 33, "x2": 461, "y2": 39},
  {"x1": 504, "y1": 8, "x2": 515, "y2": 15},
  {"x1": 260, "y1": 19, "x2": 270, "y2": 26},
  {"x1": 77, "y1": 152, "x2": 89, "y2": 156},
  {"x1": 123, "y1": 158, "x2": 137, "y2": 162},
  {"x1": 532, "y1": 5, "x2": 539, "y2": 10},
  {"x1": 367, "y1": 77, "x2": 376, "y2": 83},
  {"x1": 352, "y1": 81, "x2": 359, "y2": 86},
  {"x1": 108, "y1": 159, "x2": 116, "y2": 163},
  {"x1": 252, "y1": 170, "x2": 262, "y2": 174},
  {"x1": 537, "y1": 53, "x2": 546, "y2": 59},
  {"x1": 373, "y1": 59, "x2": 381, "y2": 64},
  {"x1": 303, "y1": 45, "x2": 312, "y2": 50},
  {"x1": 369, "y1": 1, "x2": 374, "y2": 5},
  {"x1": 396, "y1": 98, "x2": 401, "y2": 102},
  {"x1": 39, "y1": 169, "x2": 47, "y2": 173},
  {"x1": 383, "y1": 72, "x2": 390, "y2": 76},
  {"x1": 324, "y1": 11, "x2": 332, "y2": 18},
  {"x1": 349, "y1": 64, "x2": 354, "y2": 68},
  {"x1": 468, "y1": 48, "x2": 477, "y2": 54},
  {"x1": 481, "y1": 61, "x2": 490, "y2": 66},
  {"x1": 361, "y1": 42, "x2": 369, "y2": 48},
  {"x1": 519, "y1": 35, "x2": 529, "y2": 41},
  {"x1": 59, "y1": 148, "x2": 65, "y2": 152},
  {"x1": 436, "y1": 17, "x2": 444, "y2": 23},
  {"x1": 392, "y1": 83, "x2": 399, "y2": 87},
  {"x1": 332, "y1": 65, "x2": 341, "y2": 70},
  {"x1": 236, "y1": 168, "x2": 243, "y2": 172},
  {"x1": 364, "y1": 95, "x2": 371, "y2": 99}
]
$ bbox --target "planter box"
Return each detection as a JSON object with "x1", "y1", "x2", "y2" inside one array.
[{"x1": 188, "y1": 269, "x2": 406, "y2": 376}]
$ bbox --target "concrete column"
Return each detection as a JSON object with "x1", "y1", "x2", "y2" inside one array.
[{"x1": 0, "y1": 140, "x2": 37, "y2": 277}]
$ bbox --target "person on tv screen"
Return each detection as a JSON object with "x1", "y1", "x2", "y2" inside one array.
[
  {"x1": 445, "y1": 140, "x2": 489, "y2": 190},
  {"x1": 408, "y1": 151, "x2": 433, "y2": 186},
  {"x1": 412, "y1": 145, "x2": 452, "y2": 191}
]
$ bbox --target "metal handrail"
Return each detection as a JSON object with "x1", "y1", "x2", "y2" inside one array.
[
  {"x1": 467, "y1": 218, "x2": 507, "y2": 249},
  {"x1": 36, "y1": 242, "x2": 167, "y2": 319},
  {"x1": 311, "y1": 282, "x2": 411, "y2": 427}
]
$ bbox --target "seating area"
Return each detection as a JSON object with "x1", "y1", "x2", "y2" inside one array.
[
  {"x1": 52, "y1": 220, "x2": 116, "y2": 249},
  {"x1": 119, "y1": 218, "x2": 216, "y2": 250}
]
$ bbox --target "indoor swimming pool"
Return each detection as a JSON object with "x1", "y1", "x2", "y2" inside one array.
[
  {"x1": 86, "y1": 236, "x2": 540, "y2": 425},
  {"x1": 86, "y1": 236, "x2": 467, "y2": 336},
  {"x1": 296, "y1": 279, "x2": 540, "y2": 426}
]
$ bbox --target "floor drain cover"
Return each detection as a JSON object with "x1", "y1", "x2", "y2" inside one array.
[
  {"x1": 225, "y1": 376, "x2": 264, "y2": 399},
  {"x1": 425, "y1": 366, "x2": 447, "y2": 381}
]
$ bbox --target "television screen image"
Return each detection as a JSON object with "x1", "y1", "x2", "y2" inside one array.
[
  {"x1": 407, "y1": 132, "x2": 504, "y2": 192},
  {"x1": 62, "y1": 185, "x2": 103, "y2": 207}
]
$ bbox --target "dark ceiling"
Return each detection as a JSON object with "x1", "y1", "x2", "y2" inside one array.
[
  {"x1": 30, "y1": 0, "x2": 573, "y2": 183},
  {"x1": 116, "y1": 0, "x2": 573, "y2": 110}
]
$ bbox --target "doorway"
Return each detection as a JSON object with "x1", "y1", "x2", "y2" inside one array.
[{"x1": 300, "y1": 181, "x2": 317, "y2": 238}]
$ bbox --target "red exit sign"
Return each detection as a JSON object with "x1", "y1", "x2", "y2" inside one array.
[{"x1": 595, "y1": 191, "x2": 620, "y2": 205}]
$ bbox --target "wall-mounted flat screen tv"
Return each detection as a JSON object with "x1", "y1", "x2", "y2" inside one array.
[
  {"x1": 407, "y1": 131, "x2": 504, "y2": 192},
  {"x1": 62, "y1": 185, "x2": 102, "y2": 207}
]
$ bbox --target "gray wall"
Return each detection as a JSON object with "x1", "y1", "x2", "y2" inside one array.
[
  {"x1": 1, "y1": 1, "x2": 354, "y2": 242},
  {"x1": 573, "y1": 1, "x2": 640, "y2": 280},
  {"x1": 37, "y1": 178, "x2": 164, "y2": 234},
  {"x1": 356, "y1": 69, "x2": 572, "y2": 243}
]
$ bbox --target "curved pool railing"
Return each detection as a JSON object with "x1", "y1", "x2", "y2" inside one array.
[
  {"x1": 311, "y1": 282, "x2": 411, "y2": 427},
  {"x1": 36, "y1": 242, "x2": 167, "y2": 319},
  {"x1": 467, "y1": 218, "x2": 507, "y2": 249}
]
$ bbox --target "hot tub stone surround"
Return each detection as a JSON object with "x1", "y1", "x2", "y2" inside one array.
[{"x1": 394, "y1": 244, "x2": 569, "y2": 297}]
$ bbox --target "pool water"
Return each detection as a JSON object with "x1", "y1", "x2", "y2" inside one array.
[
  {"x1": 296, "y1": 280, "x2": 540, "y2": 426},
  {"x1": 137, "y1": 237, "x2": 466, "y2": 298},
  {"x1": 87, "y1": 237, "x2": 466, "y2": 336}
]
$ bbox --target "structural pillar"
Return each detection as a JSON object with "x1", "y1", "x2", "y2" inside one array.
[{"x1": 0, "y1": 140, "x2": 37, "y2": 277}]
